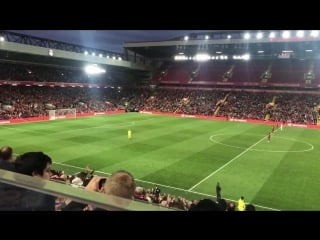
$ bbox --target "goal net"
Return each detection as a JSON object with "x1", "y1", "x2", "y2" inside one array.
[{"x1": 48, "y1": 108, "x2": 76, "y2": 120}]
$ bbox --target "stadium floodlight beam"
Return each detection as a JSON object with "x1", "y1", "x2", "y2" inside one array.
[
  {"x1": 174, "y1": 55, "x2": 188, "y2": 61},
  {"x1": 84, "y1": 64, "x2": 106, "y2": 75},
  {"x1": 296, "y1": 30, "x2": 304, "y2": 38},
  {"x1": 256, "y1": 32, "x2": 263, "y2": 39},
  {"x1": 244, "y1": 33, "x2": 251, "y2": 39},
  {"x1": 193, "y1": 53, "x2": 210, "y2": 61},
  {"x1": 269, "y1": 32, "x2": 276, "y2": 38},
  {"x1": 310, "y1": 30, "x2": 319, "y2": 37},
  {"x1": 282, "y1": 31, "x2": 290, "y2": 39},
  {"x1": 242, "y1": 54, "x2": 250, "y2": 60}
]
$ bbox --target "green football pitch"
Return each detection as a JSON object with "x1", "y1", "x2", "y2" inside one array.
[{"x1": 2, "y1": 113, "x2": 320, "y2": 210}]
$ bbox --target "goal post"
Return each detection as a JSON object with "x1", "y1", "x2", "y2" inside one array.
[{"x1": 48, "y1": 108, "x2": 77, "y2": 120}]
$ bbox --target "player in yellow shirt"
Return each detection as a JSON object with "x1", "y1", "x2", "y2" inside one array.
[{"x1": 128, "y1": 130, "x2": 132, "y2": 140}]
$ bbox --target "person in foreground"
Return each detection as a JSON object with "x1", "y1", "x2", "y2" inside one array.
[
  {"x1": 14, "y1": 152, "x2": 56, "y2": 211},
  {"x1": 63, "y1": 169, "x2": 136, "y2": 211}
]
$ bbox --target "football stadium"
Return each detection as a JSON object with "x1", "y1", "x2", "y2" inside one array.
[{"x1": 0, "y1": 30, "x2": 320, "y2": 211}]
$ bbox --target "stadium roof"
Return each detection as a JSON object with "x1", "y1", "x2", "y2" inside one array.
[
  {"x1": 0, "y1": 31, "x2": 151, "y2": 85},
  {"x1": 123, "y1": 30, "x2": 320, "y2": 60},
  {"x1": 2, "y1": 30, "x2": 320, "y2": 85},
  {"x1": 4, "y1": 30, "x2": 320, "y2": 61}
]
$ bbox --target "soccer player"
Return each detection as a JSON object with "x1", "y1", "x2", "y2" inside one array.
[
  {"x1": 268, "y1": 132, "x2": 271, "y2": 142},
  {"x1": 280, "y1": 123, "x2": 283, "y2": 131},
  {"x1": 128, "y1": 129, "x2": 132, "y2": 140}
]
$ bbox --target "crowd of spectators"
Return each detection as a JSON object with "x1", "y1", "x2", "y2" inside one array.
[
  {"x1": 269, "y1": 94, "x2": 318, "y2": 124},
  {"x1": 0, "y1": 85, "x2": 124, "y2": 120},
  {"x1": 0, "y1": 85, "x2": 319, "y2": 124},
  {"x1": 127, "y1": 89, "x2": 318, "y2": 124}
]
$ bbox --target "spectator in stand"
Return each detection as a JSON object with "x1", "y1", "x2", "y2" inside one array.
[
  {"x1": 153, "y1": 185, "x2": 161, "y2": 202},
  {"x1": 217, "y1": 198, "x2": 227, "y2": 211},
  {"x1": 245, "y1": 203, "x2": 256, "y2": 211},
  {"x1": 104, "y1": 170, "x2": 135, "y2": 199},
  {"x1": 63, "y1": 170, "x2": 136, "y2": 211},
  {"x1": 0, "y1": 145, "x2": 21, "y2": 210},
  {"x1": 189, "y1": 198, "x2": 223, "y2": 211},
  {"x1": 226, "y1": 201, "x2": 236, "y2": 211},
  {"x1": 62, "y1": 175, "x2": 105, "y2": 211},
  {"x1": 95, "y1": 170, "x2": 136, "y2": 210},
  {"x1": 14, "y1": 151, "x2": 56, "y2": 211},
  {"x1": 0, "y1": 145, "x2": 15, "y2": 171}
]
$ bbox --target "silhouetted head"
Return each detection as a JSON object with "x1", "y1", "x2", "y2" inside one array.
[
  {"x1": 189, "y1": 199, "x2": 223, "y2": 211},
  {"x1": 0, "y1": 146, "x2": 13, "y2": 161}
]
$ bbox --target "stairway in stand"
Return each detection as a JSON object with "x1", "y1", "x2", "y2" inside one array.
[
  {"x1": 265, "y1": 96, "x2": 277, "y2": 120},
  {"x1": 214, "y1": 93, "x2": 230, "y2": 116}
]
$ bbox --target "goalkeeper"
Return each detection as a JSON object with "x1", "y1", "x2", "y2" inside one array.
[{"x1": 128, "y1": 129, "x2": 132, "y2": 140}]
